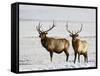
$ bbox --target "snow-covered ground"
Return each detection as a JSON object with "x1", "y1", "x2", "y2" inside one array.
[
  {"x1": 19, "y1": 21, "x2": 96, "y2": 71},
  {"x1": 19, "y1": 36, "x2": 96, "y2": 71}
]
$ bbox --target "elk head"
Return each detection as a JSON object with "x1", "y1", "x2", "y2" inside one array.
[
  {"x1": 66, "y1": 22, "x2": 83, "y2": 40},
  {"x1": 36, "y1": 21, "x2": 55, "y2": 39}
]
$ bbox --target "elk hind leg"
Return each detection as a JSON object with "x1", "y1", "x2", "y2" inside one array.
[
  {"x1": 84, "y1": 53, "x2": 88, "y2": 63},
  {"x1": 64, "y1": 50, "x2": 69, "y2": 62}
]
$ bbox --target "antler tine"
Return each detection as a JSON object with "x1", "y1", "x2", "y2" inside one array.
[
  {"x1": 75, "y1": 24, "x2": 83, "y2": 34},
  {"x1": 66, "y1": 22, "x2": 73, "y2": 34},
  {"x1": 36, "y1": 22, "x2": 42, "y2": 33},
  {"x1": 52, "y1": 20, "x2": 56, "y2": 28},
  {"x1": 44, "y1": 20, "x2": 55, "y2": 32}
]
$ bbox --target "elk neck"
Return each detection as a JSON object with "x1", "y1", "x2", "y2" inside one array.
[
  {"x1": 41, "y1": 36, "x2": 48, "y2": 48},
  {"x1": 72, "y1": 38, "x2": 79, "y2": 51}
]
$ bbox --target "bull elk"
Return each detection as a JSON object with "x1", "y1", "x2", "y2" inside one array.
[
  {"x1": 36, "y1": 21, "x2": 69, "y2": 62},
  {"x1": 66, "y1": 23, "x2": 88, "y2": 63}
]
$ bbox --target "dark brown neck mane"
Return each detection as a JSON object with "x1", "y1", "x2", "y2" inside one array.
[
  {"x1": 41, "y1": 36, "x2": 48, "y2": 49},
  {"x1": 72, "y1": 38, "x2": 79, "y2": 51}
]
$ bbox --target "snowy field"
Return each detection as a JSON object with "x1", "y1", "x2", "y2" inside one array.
[
  {"x1": 19, "y1": 21, "x2": 96, "y2": 71},
  {"x1": 19, "y1": 5, "x2": 96, "y2": 71}
]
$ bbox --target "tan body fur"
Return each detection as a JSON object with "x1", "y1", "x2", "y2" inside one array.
[
  {"x1": 72, "y1": 38, "x2": 88, "y2": 63},
  {"x1": 41, "y1": 37, "x2": 69, "y2": 53},
  {"x1": 40, "y1": 35, "x2": 69, "y2": 62}
]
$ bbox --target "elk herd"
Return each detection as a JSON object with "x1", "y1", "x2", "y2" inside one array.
[{"x1": 36, "y1": 21, "x2": 88, "y2": 63}]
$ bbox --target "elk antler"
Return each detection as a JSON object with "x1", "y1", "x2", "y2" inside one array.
[
  {"x1": 75, "y1": 24, "x2": 83, "y2": 34},
  {"x1": 36, "y1": 22, "x2": 42, "y2": 33},
  {"x1": 44, "y1": 20, "x2": 55, "y2": 32},
  {"x1": 66, "y1": 22, "x2": 73, "y2": 34}
]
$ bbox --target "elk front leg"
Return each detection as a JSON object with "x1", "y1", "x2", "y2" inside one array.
[
  {"x1": 78, "y1": 54, "x2": 80, "y2": 63},
  {"x1": 50, "y1": 52, "x2": 53, "y2": 62},
  {"x1": 74, "y1": 53, "x2": 77, "y2": 63}
]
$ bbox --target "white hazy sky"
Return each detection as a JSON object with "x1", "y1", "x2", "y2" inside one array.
[
  {"x1": 19, "y1": 5, "x2": 96, "y2": 37},
  {"x1": 19, "y1": 5, "x2": 96, "y2": 22}
]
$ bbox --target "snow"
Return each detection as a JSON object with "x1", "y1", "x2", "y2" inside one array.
[{"x1": 19, "y1": 5, "x2": 96, "y2": 72}]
